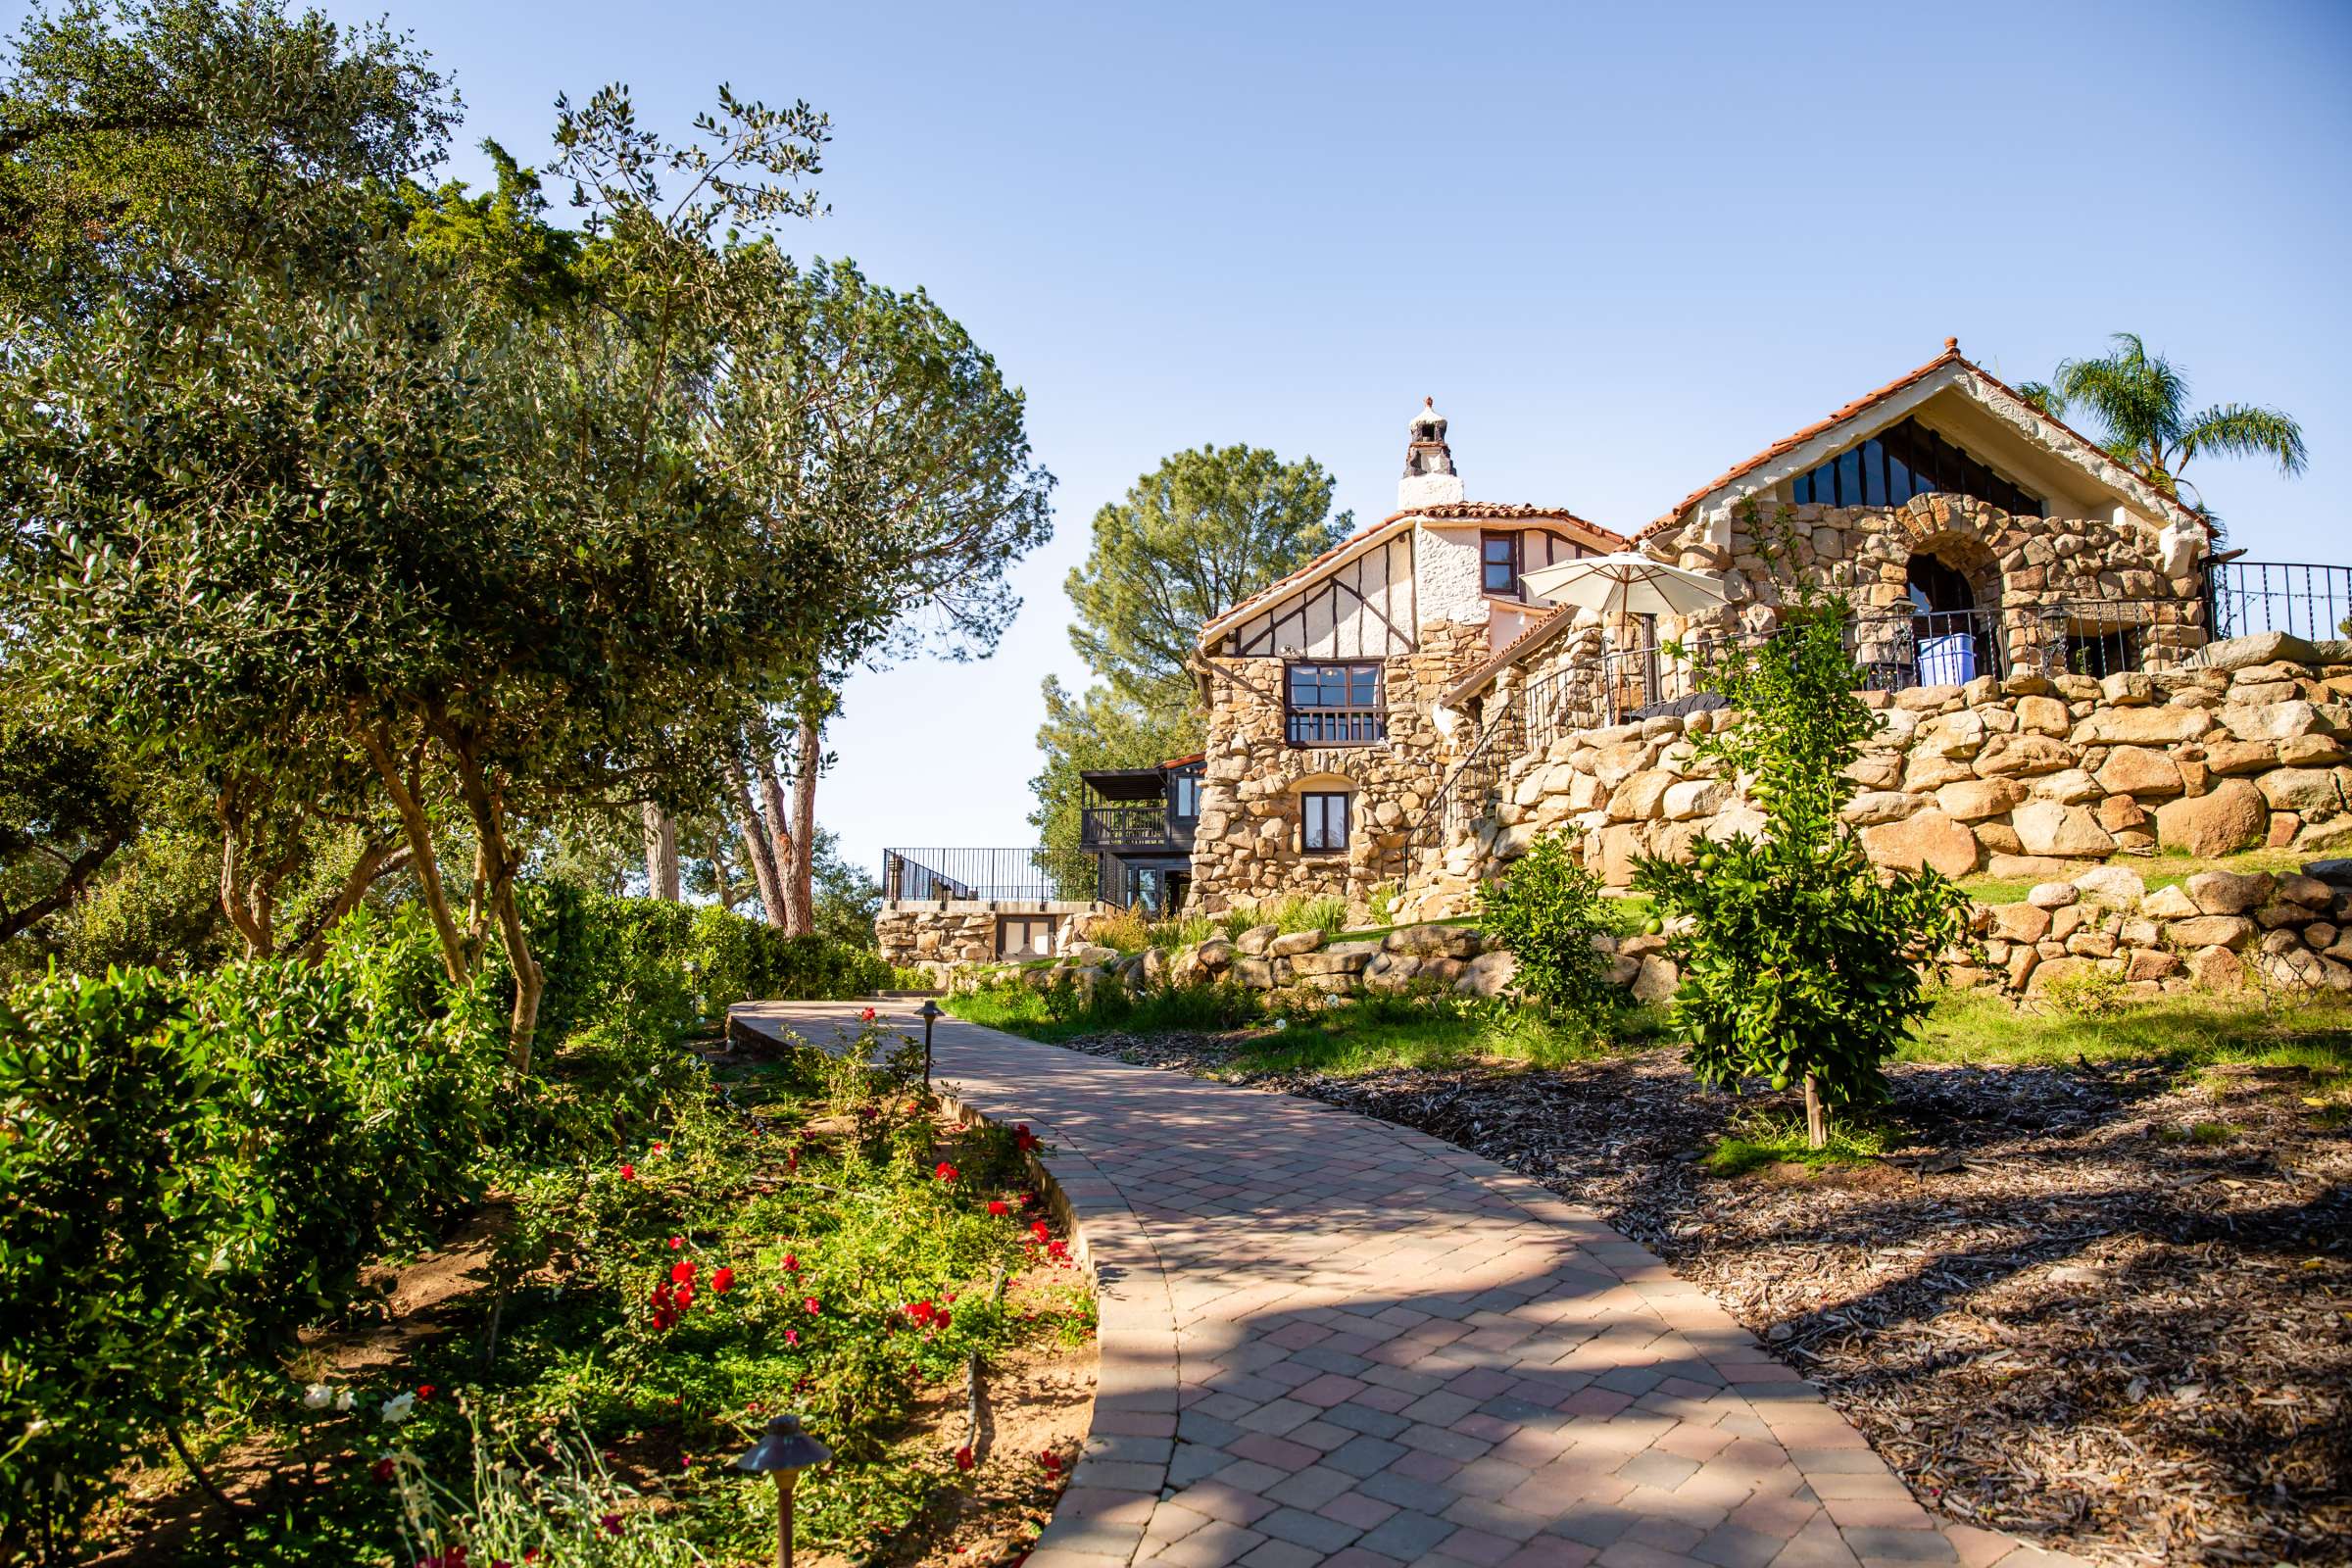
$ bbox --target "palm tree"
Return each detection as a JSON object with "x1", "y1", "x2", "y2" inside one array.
[{"x1": 2018, "y1": 334, "x2": 2306, "y2": 536}]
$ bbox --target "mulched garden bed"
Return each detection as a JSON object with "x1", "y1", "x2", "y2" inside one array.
[{"x1": 1056, "y1": 1028, "x2": 2351, "y2": 1565}]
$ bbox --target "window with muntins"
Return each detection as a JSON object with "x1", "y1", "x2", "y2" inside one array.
[
  {"x1": 1481, "y1": 530, "x2": 1522, "y2": 598},
  {"x1": 1301, "y1": 792, "x2": 1350, "y2": 854},
  {"x1": 1286, "y1": 662, "x2": 1385, "y2": 746},
  {"x1": 1788, "y1": 416, "x2": 2041, "y2": 517}
]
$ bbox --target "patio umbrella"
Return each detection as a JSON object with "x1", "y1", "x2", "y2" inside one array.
[{"x1": 1518, "y1": 551, "x2": 1729, "y2": 619}]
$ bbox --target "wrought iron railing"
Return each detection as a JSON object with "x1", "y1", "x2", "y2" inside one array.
[
  {"x1": 881, "y1": 847, "x2": 1109, "y2": 906},
  {"x1": 1078, "y1": 805, "x2": 1197, "y2": 849},
  {"x1": 1407, "y1": 595, "x2": 2219, "y2": 859},
  {"x1": 2207, "y1": 560, "x2": 2352, "y2": 643}
]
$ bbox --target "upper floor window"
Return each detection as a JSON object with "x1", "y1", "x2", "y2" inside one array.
[
  {"x1": 1286, "y1": 662, "x2": 1385, "y2": 746},
  {"x1": 1170, "y1": 773, "x2": 1202, "y2": 820},
  {"x1": 1788, "y1": 416, "x2": 2042, "y2": 517},
  {"x1": 1481, "y1": 530, "x2": 1522, "y2": 598}
]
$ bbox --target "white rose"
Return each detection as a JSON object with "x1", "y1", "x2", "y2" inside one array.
[
  {"x1": 335, "y1": 1389, "x2": 355, "y2": 1412},
  {"x1": 379, "y1": 1393, "x2": 416, "y2": 1425},
  {"x1": 302, "y1": 1383, "x2": 333, "y2": 1411}
]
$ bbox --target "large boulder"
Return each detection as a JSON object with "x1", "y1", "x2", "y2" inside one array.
[
  {"x1": 1990, "y1": 903, "x2": 2053, "y2": 942},
  {"x1": 2094, "y1": 746, "x2": 2184, "y2": 798},
  {"x1": 2219, "y1": 701, "x2": 2330, "y2": 743},
  {"x1": 1974, "y1": 733, "x2": 2077, "y2": 777},
  {"x1": 1195, "y1": 938, "x2": 1235, "y2": 971},
  {"x1": 2185, "y1": 869, "x2": 2275, "y2": 914},
  {"x1": 2188, "y1": 630, "x2": 2320, "y2": 671},
  {"x1": 1384, "y1": 923, "x2": 1480, "y2": 958},
  {"x1": 1937, "y1": 778, "x2": 2028, "y2": 821},
  {"x1": 2012, "y1": 800, "x2": 2117, "y2": 858},
  {"x1": 1235, "y1": 923, "x2": 1280, "y2": 956},
  {"x1": 2071, "y1": 707, "x2": 2213, "y2": 746},
  {"x1": 2258, "y1": 767, "x2": 2345, "y2": 816},
  {"x1": 1267, "y1": 929, "x2": 1326, "y2": 956},
  {"x1": 2169, "y1": 915, "x2": 2259, "y2": 951},
  {"x1": 1630, "y1": 956, "x2": 1680, "y2": 1004},
  {"x1": 2074, "y1": 865, "x2": 2147, "y2": 906},
  {"x1": 1608, "y1": 768, "x2": 1679, "y2": 822},
  {"x1": 1859, "y1": 809, "x2": 1980, "y2": 878},
  {"x1": 1843, "y1": 791, "x2": 1921, "y2": 825},
  {"x1": 1661, "y1": 778, "x2": 1728, "y2": 820},
  {"x1": 2141, "y1": 884, "x2": 2200, "y2": 919},
  {"x1": 1454, "y1": 950, "x2": 1520, "y2": 999},
  {"x1": 1291, "y1": 941, "x2": 1380, "y2": 977},
  {"x1": 2155, "y1": 779, "x2": 2270, "y2": 858}
]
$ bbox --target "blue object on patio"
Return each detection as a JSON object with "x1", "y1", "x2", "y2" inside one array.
[{"x1": 1917, "y1": 631, "x2": 1976, "y2": 686}]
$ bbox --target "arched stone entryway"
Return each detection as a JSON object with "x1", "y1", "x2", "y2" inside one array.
[{"x1": 1902, "y1": 529, "x2": 2003, "y2": 684}]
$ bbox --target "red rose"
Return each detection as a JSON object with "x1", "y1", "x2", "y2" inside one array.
[
  {"x1": 783, "y1": 1252, "x2": 801, "y2": 1272},
  {"x1": 670, "y1": 1260, "x2": 696, "y2": 1286},
  {"x1": 934, "y1": 1161, "x2": 958, "y2": 1183},
  {"x1": 1029, "y1": 1220, "x2": 1050, "y2": 1245},
  {"x1": 987, "y1": 1200, "x2": 1009, "y2": 1217},
  {"x1": 1014, "y1": 1125, "x2": 1038, "y2": 1152},
  {"x1": 618, "y1": 1163, "x2": 635, "y2": 1181},
  {"x1": 711, "y1": 1265, "x2": 735, "y2": 1294},
  {"x1": 956, "y1": 1445, "x2": 975, "y2": 1472},
  {"x1": 1039, "y1": 1451, "x2": 1060, "y2": 1473},
  {"x1": 602, "y1": 1512, "x2": 624, "y2": 1536},
  {"x1": 416, "y1": 1385, "x2": 434, "y2": 1400},
  {"x1": 370, "y1": 1455, "x2": 396, "y2": 1483},
  {"x1": 859, "y1": 1006, "x2": 877, "y2": 1022},
  {"x1": 804, "y1": 1297, "x2": 822, "y2": 1315},
  {"x1": 674, "y1": 1284, "x2": 695, "y2": 1308},
  {"x1": 667, "y1": 1236, "x2": 684, "y2": 1250}
]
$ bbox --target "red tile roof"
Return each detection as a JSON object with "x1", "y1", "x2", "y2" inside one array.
[{"x1": 1636, "y1": 344, "x2": 2201, "y2": 541}]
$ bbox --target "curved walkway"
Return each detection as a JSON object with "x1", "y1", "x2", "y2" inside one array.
[{"x1": 731, "y1": 1002, "x2": 2079, "y2": 1568}]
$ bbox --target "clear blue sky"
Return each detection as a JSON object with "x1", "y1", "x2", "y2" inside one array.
[{"x1": 64, "y1": 0, "x2": 2352, "y2": 880}]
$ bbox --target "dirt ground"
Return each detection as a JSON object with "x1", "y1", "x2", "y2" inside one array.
[{"x1": 1058, "y1": 1028, "x2": 2351, "y2": 1566}]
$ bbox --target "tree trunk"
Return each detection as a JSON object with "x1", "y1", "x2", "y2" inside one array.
[
  {"x1": 752, "y1": 738, "x2": 804, "y2": 938},
  {"x1": 711, "y1": 832, "x2": 736, "y2": 914},
  {"x1": 724, "y1": 756, "x2": 788, "y2": 928},
  {"x1": 788, "y1": 706, "x2": 821, "y2": 937},
  {"x1": 1803, "y1": 1073, "x2": 1829, "y2": 1151},
  {"x1": 355, "y1": 721, "x2": 468, "y2": 988},
  {"x1": 640, "y1": 802, "x2": 680, "y2": 901},
  {"x1": 290, "y1": 839, "x2": 409, "y2": 962},
  {"x1": 439, "y1": 733, "x2": 542, "y2": 1076}
]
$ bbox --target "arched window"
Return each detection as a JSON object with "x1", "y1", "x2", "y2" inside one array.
[
  {"x1": 1905, "y1": 552, "x2": 1994, "y2": 685},
  {"x1": 1790, "y1": 416, "x2": 2041, "y2": 516}
]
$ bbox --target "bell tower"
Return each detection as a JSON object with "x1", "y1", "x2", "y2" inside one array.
[{"x1": 1397, "y1": 397, "x2": 1464, "y2": 511}]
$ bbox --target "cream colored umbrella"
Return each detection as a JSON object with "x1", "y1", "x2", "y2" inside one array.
[{"x1": 1518, "y1": 551, "x2": 1729, "y2": 618}]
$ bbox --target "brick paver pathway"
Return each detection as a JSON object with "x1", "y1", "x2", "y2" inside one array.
[{"x1": 730, "y1": 1002, "x2": 2080, "y2": 1568}]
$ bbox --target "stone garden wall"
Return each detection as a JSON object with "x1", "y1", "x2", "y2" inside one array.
[
  {"x1": 1396, "y1": 631, "x2": 2352, "y2": 926},
  {"x1": 875, "y1": 900, "x2": 1118, "y2": 976},
  {"x1": 937, "y1": 852, "x2": 2352, "y2": 1014}
]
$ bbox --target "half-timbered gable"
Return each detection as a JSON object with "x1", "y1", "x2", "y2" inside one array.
[{"x1": 1217, "y1": 526, "x2": 1415, "y2": 659}]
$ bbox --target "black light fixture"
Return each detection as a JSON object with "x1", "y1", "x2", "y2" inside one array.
[
  {"x1": 917, "y1": 998, "x2": 943, "y2": 1089},
  {"x1": 734, "y1": 1413, "x2": 832, "y2": 1568}
]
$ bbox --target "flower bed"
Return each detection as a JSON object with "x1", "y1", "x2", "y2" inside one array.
[{"x1": 74, "y1": 1011, "x2": 1095, "y2": 1567}]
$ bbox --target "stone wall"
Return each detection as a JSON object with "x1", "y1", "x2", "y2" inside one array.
[
  {"x1": 1952, "y1": 862, "x2": 2352, "y2": 999},
  {"x1": 1396, "y1": 632, "x2": 2352, "y2": 924},
  {"x1": 874, "y1": 900, "x2": 1116, "y2": 977},
  {"x1": 1643, "y1": 492, "x2": 2199, "y2": 659},
  {"x1": 1191, "y1": 620, "x2": 1485, "y2": 915}
]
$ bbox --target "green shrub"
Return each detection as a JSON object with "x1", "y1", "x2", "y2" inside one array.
[
  {"x1": 1633, "y1": 575, "x2": 1972, "y2": 1136},
  {"x1": 0, "y1": 922, "x2": 502, "y2": 1552},
  {"x1": 1481, "y1": 832, "x2": 1618, "y2": 1025},
  {"x1": 528, "y1": 884, "x2": 887, "y2": 1045}
]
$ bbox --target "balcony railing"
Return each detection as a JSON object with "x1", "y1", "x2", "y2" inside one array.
[
  {"x1": 2207, "y1": 559, "x2": 2352, "y2": 643},
  {"x1": 1078, "y1": 804, "x2": 1198, "y2": 849}
]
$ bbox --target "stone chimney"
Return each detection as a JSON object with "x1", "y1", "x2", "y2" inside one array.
[{"x1": 1397, "y1": 397, "x2": 1464, "y2": 511}]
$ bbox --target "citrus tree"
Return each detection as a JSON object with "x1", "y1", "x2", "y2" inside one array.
[{"x1": 1631, "y1": 585, "x2": 1971, "y2": 1145}]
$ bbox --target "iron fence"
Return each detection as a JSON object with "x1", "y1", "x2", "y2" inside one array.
[
  {"x1": 881, "y1": 847, "x2": 1107, "y2": 905},
  {"x1": 2207, "y1": 560, "x2": 2352, "y2": 643}
]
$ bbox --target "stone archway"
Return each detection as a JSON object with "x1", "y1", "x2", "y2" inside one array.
[{"x1": 1899, "y1": 529, "x2": 2004, "y2": 685}]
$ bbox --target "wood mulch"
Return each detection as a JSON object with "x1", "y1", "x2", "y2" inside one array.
[{"x1": 1056, "y1": 1028, "x2": 2351, "y2": 1566}]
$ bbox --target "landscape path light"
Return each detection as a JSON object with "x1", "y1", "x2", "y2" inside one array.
[
  {"x1": 917, "y1": 998, "x2": 943, "y2": 1089},
  {"x1": 733, "y1": 1412, "x2": 832, "y2": 1568}
]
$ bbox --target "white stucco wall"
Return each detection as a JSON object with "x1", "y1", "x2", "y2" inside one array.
[{"x1": 1414, "y1": 524, "x2": 1489, "y2": 630}]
